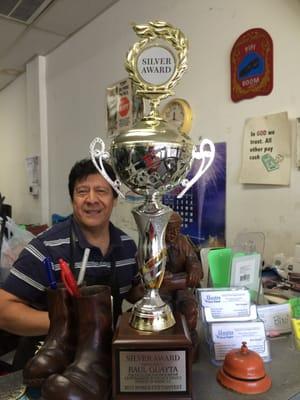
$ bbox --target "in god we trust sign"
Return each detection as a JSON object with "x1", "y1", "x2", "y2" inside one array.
[
  {"x1": 239, "y1": 112, "x2": 291, "y2": 185},
  {"x1": 231, "y1": 28, "x2": 273, "y2": 102}
]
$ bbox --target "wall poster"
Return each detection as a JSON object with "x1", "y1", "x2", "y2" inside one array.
[
  {"x1": 239, "y1": 112, "x2": 291, "y2": 185},
  {"x1": 163, "y1": 142, "x2": 226, "y2": 248}
]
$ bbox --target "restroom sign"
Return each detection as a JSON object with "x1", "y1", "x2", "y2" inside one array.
[{"x1": 231, "y1": 28, "x2": 273, "y2": 102}]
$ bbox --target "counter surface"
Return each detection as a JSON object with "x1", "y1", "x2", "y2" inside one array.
[
  {"x1": 193, "y1": 333, "x2": 300, "y2": 400},
  {"x1": 0, "y1": 332, "x2": 299, "y2": 399}
]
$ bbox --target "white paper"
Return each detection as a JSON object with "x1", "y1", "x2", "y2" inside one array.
[
  {"x1": 239, "y1": 111, "x2": 291, "y2": 185},
  {"x1": 25, "y1": 156, "x2": 40, "y2": 186},
  {"x1": 257, "y1": 303, "x2": 291, "y2": 335}
]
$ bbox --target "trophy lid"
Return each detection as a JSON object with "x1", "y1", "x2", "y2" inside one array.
[{"x1": 111, "y1": 117, "x2": 190, "y2": 147}]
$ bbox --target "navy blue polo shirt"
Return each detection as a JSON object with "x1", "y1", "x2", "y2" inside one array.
[{"x1": 3, "y1": 216, "x2": 138, "y2": 311}]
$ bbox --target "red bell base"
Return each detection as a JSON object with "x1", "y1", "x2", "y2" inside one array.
[{"x1": 217, "y1": 367, "x2": 272, "y2": 395}]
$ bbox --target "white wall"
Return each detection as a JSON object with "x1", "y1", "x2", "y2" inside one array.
[
  {"x1": 45, "y1": 0, "x2": 300, "y2": 263},
  {"x1": 26, "y1": 56, "x2": 50, "y2": 225},
  {"x1": 1, "y1": 0, "x2": 300, "y2": 263},
  {"x1": 0, "y1": 75, "x2": 41, "y2": 224},
  {"x1": 0, "y1": 56, "x2": 49, "y2": 225}
]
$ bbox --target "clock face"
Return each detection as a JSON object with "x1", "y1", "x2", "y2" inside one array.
[
  {"x1": 164, "y1": 102, "x2": 185, "y2": 129},
  {"x1": 162, "y1": 98, "x2": 192, "y2": 134}
]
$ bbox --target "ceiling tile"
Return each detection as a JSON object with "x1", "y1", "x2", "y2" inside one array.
[
  {"x1": 0, "y1": 18, "x2": 26, "y2": 55},
  {"x1": 0, "y1": 0, "x2": 19, "y2": 16},
  {"x1": 34, "y1": 0, "x2": 119, "y2": 36},
  {"x1": 0, "y1": 0, "x2": 119, "y2": 90},
  {"x1": 0, "y1": 27, "x2": 64, "y2": 71},
  {"x1": 9, "y1": 0, "x2": 54, "y2": 23}
]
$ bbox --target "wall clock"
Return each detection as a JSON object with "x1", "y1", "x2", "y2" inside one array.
[{"x1": 162, "y1": 98, "x2": 192, "y2": 134}]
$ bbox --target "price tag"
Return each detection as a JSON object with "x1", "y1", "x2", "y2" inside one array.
[
  {"x1": 257, "y1": 303, "x2": 291, "y2": 336},
  {"x1": 230, "y1": 253, "x2": 261, "y2": 292}
]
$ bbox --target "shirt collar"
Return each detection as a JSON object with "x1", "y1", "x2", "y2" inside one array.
[{"x1": 71, "y1": 215, "x2": 122, "y2": 250}]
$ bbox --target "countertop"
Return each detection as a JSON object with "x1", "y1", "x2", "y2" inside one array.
[{"x1": 0, "y1": 331, "x2": 299, "y2": 399}]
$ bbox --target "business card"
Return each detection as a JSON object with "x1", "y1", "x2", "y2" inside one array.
[
  {"x1": 199, "y1": 288, "x2": 251, "y2": 319},
  {"x1": 210, "y1": 320, "x2": 269, "y2": 360}
]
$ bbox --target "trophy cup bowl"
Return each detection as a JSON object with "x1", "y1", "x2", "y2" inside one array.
[
  {"x1": 111, "y1": 117, "x2": 193, "y2": 331},
  {"x1": 111, "y1": 118, "x2": 193, "y2": 196}
]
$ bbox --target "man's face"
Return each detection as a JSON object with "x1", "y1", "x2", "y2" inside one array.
[
  {"x1": 165, "y1": 222, "x2": 180, "y2": 244},
  {"x1": 72, "y1": 173, "x2": 117, "y2": 232}
]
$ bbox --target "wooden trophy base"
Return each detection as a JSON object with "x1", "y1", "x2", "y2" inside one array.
[{"x1": 112, "y1": 312, "x2": 193, "y2": 400}]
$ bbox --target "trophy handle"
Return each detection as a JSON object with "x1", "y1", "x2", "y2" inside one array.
[
  {"x1": 177, "y1": 138, "x2": 215, "y2": 199},
  {"x1": 89, "y1": 137, "x2": 125, "y2": 198}
]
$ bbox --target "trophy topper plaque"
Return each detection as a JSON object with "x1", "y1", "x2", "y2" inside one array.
[
  {"x1": 136, "y1": 46, "x2": 176, "y2": 86},
  {"x1": 126, "y1": 21, "x2": 188, "y2": 115}
]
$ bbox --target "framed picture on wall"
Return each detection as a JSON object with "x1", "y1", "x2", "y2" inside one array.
[{"x1": 106, "y1": 78, "x2": 144, "y2": 137}]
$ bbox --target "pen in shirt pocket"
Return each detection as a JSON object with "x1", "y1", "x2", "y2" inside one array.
[{"x1": 43, "y1": 256, "x2": 57, "y2": 289}]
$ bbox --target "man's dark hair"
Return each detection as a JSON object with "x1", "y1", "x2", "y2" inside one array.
[{"x1": 68, "y1": 158, "x2": 118, "y2": 200}]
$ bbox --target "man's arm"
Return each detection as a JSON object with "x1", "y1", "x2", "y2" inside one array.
[{"x1": 0, "y1": 289, "x2": 49, "y2": 336}]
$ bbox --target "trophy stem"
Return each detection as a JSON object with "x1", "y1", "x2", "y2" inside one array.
[
  {"x1": 130, "y1": 199, "x2": 175, "y2": 331},
  {"x1": 149, "y1": 98, "x2": 160, "y2": 119},
  {"x1": 140, "y1": 193, "x2": 163, "y2": 213}
]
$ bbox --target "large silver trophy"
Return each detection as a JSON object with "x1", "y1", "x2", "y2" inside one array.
[{"x1": 90, "y1": 21, "x2": 215, "y2": 332}]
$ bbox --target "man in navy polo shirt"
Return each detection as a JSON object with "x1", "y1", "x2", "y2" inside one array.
[{"x1": 0, "y1": 159, "x2": 143, "y2": 337}]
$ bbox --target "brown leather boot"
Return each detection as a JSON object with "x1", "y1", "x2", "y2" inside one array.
[
  {"x1": 41, "y1": 285, "x2": 112, "y2": 400},
  {"x1": 23, "y1": 286, "x2": 76, "y2": 387}
]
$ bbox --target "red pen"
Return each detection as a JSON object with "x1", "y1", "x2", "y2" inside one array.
[{"x1": 59, "y1": 258, "x2": 80, "y2": 298}]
